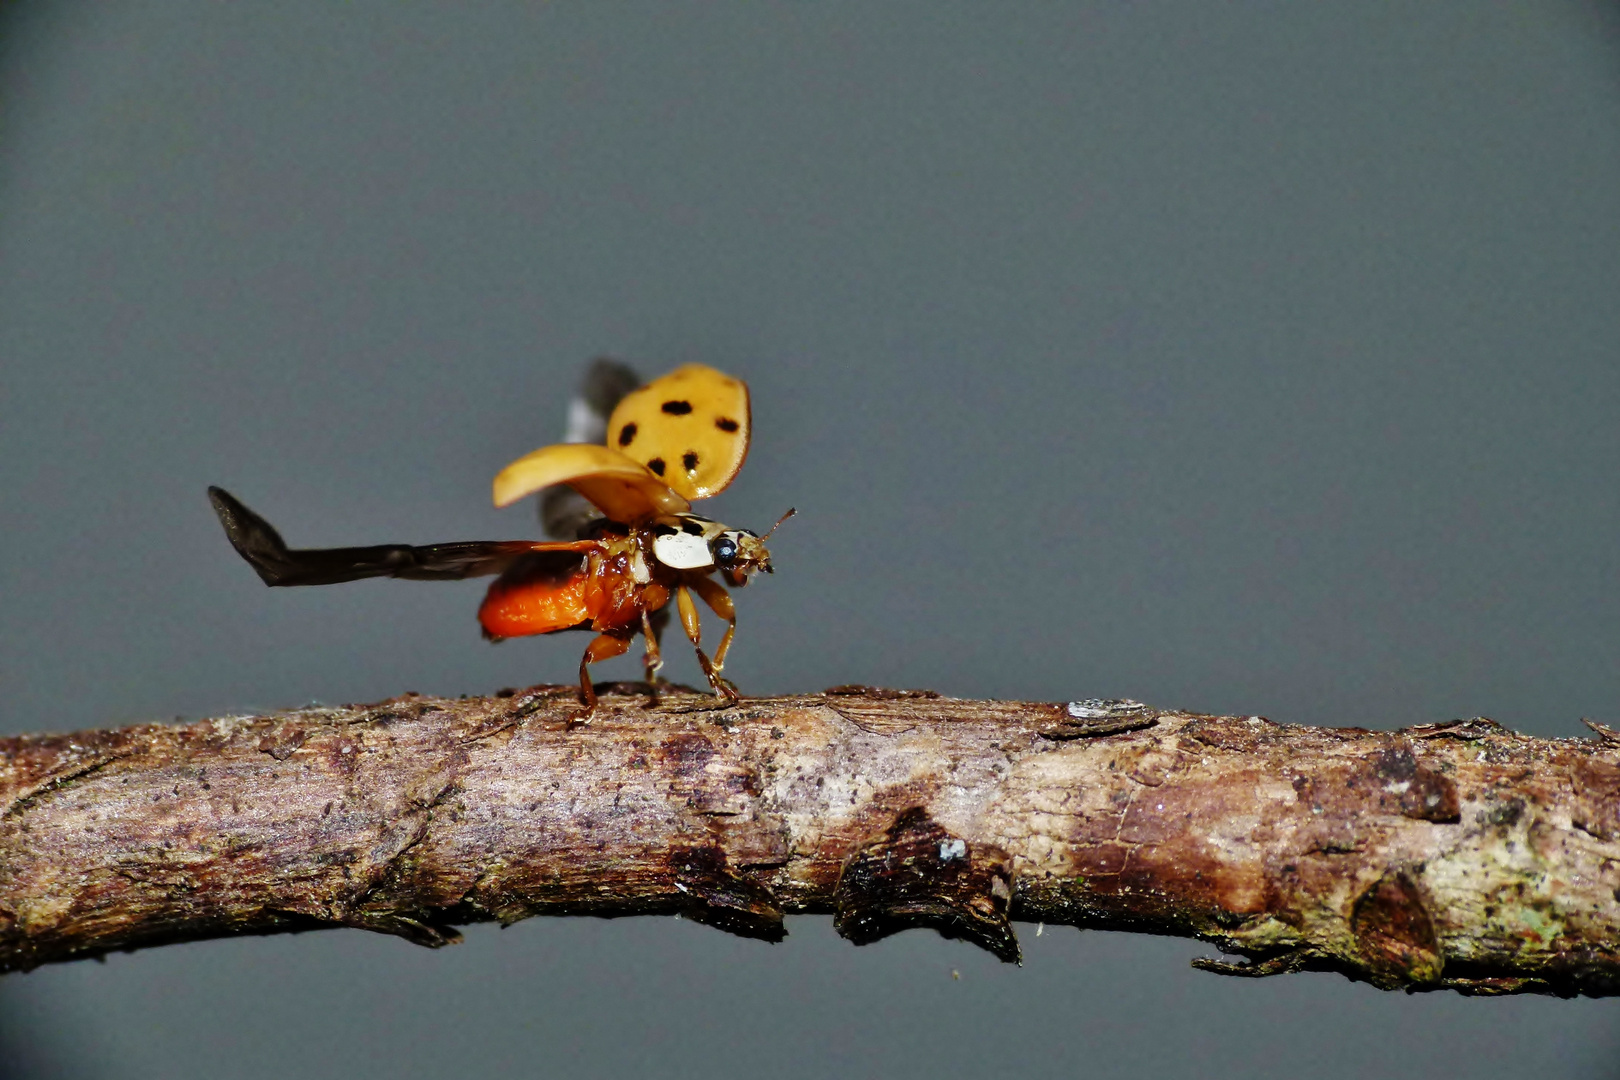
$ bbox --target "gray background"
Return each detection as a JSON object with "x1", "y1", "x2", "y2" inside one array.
[{"x1": 2, "y1": 3, "x2": 1618, "y2": 1076}]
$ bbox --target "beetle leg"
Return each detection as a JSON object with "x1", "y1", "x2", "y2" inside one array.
[
  {"x1": 675, "y1": 585, "x2": 739, "y2": 704},
  {"x1": 640, "y1": 606, "x2": 667, "y2": 706},
  {"x1": 696, "y1": 650, "x2": 739, "y2": 704},
  {"x1": 574, "y1": 631, "x2": 633, "y2": 726},
  {"x1": 689, "y1": 576, "x2": 737, "y2": 673},
  {"x1": 675, "y1": 585, "x2": 701, "y2": 645}
]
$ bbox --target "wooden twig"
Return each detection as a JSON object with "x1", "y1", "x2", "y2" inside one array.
[{"x1": 2, "y1": 685, "x2": 1617, "y2": 996}]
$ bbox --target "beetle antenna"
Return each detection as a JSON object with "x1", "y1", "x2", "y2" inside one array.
[{"x1": 762, "y1": 507, "x2": 797, "y2": 539}]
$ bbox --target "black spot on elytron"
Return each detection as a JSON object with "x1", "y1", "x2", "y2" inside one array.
[
  {"x1": 715, "y1": 417, "x2": 739, "y2": 432},
  {"x1": 647, "y1": 457, "x2": 666, "y2": 476},
  {"x1": 661, "y1": 400, "x2": 693, "y2": 415},
  {"x1": 682, "y1": 451, "x2": 699, "y2": 472},
  {"x1": 682, "y1": 520, "x2": 704, "y2": 535},
  {"x1": 618, "y1": 423, "x2": 637, "y2": 447},
  {"x1": 653, "y1": 523, "x2": 678, "y2": 536}
]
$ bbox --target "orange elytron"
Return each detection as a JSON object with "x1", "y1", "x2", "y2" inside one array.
[{"x1": 210, "y1": 362, "x2": 788, "y2": 719}]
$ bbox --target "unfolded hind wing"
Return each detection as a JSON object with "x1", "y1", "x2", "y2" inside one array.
[{"x1": 208, "y1": 486, "x2": 595, "y2": 587}]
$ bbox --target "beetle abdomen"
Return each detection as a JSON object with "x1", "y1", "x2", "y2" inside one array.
[{"x1": 478, "y1": 551, "x2": 593, "y2": 639}]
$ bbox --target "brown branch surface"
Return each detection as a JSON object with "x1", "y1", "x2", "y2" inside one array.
[{"x1": 3, "y1": 685, "x2": 1619, "y2": 996}]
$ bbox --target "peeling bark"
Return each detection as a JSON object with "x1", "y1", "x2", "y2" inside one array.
[{"x1": 2, "y1": 685, "x2": 1618, "y2": 996}]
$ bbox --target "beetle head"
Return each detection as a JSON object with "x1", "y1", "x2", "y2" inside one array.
[{"x1": 714, "y1": 508, "x2": 794, "y2": 587}]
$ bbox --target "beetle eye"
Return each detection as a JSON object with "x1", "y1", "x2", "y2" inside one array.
[{"x1": 713, "y1": 538, "x2": 738, "y2": 566}]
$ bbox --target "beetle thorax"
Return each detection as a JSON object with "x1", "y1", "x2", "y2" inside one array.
[
  {"x1": 644, "y1": 513, "x2": 773, "y2": 581},
  {"x1": 646, "y1": 514, "x2": 721, "y2": 570}
]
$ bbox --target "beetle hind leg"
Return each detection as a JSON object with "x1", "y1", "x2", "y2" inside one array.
[{"x1": 573, "y1": 630, "x2": 633, "y2": 726}]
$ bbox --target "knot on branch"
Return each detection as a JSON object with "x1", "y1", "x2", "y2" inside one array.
[
  {"x1": 671, "y1": 846, "x2": 784, "y2": 942},
  {"x1": 1351, "y1": 868, "x2": 1444, "y2": 988},
  {"x1": 834, "y1": 807, "x2": 1019, "y2": 963}
]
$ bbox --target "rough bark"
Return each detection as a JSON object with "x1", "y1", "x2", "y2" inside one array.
[{"x1": 2, "y1": 684, "x2": 1618, "y2": 996}]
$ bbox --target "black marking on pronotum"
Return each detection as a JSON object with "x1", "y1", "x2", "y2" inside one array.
[
  {"x1": 682, "y1": 451, "x2": 699, "y2": 472},
  {"x1": 661, "y1": 400, "x2": 693, "y2": 415},
  {"x1": 715, "y1": 417, "x2": 739, "y2": 432},
  {"x1": 681, "y1": 520, "x2": 704, "y2": 536},
  {"x1": 648, "y1": 458, "x2": 666, "y2": 476},
  {"x1": 618, "y1": 423, "x2": 637, "y2": 447},
  {"x1": 653, "y1": 523, "x2": 679, "y2": 536}
]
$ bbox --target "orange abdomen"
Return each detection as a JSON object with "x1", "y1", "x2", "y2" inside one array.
[
  {"x1": 477, "y1": 540, "x2": 665, "y2": 640},
  {"x1": 478, "y1": 563, "x2": 594, "y2": 639}
]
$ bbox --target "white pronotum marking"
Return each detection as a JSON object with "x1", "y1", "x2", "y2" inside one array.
[{"x1": 653, "y1": 532, "x2": 713, "y2": 570}]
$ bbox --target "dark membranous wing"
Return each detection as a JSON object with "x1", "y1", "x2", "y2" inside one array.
[
  {"x1": 208, "y1": 487, "x2": 551, "y2": 587},
  {"x1": 539, "y1": 357, "x2": 642, "y2": 539}
]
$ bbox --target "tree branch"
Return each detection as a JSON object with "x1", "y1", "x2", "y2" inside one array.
[{"x1": 3, "y1": 685, "x2": 1618, "y2": 996}]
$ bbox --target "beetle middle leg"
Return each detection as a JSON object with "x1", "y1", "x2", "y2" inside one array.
[
  {"x1": 675, "y1": 585, "x2": 740, "y2": 704},
  {"x1": 640, "y1": 606, "x2": 669, "y2": 706},
  {"x1": 574, "y1": 630, "x2": 633, "y2": 725}
]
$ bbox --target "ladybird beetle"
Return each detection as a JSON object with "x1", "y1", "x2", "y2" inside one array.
[{"x1": 209, "y1": 361, "x2": 790, "y2": 721}]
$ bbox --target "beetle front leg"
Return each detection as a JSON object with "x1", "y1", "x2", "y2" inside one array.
[
  {"x1": 675, "y1": 585, "x2": 739, "y2": 704},
  {"x1": 689, "y1": 576, "x2": 738, "y2": 674}
]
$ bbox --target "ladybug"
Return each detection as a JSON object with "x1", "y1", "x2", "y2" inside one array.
[{"x1": 210, "y1": 361, "x2": 790, "y2": 720}]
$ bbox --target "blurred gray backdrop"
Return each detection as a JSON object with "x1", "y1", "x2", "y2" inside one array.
[{"x1": 2, "y1": 3, "x2": 1618, "y2": 1077}]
